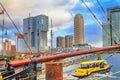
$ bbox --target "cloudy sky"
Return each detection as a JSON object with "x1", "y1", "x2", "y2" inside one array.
[{"x1": 0, "y1": 0, "x2": 120, "y2": 50}]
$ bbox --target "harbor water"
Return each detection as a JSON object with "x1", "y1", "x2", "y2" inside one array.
[{"x1": 63, "y1": 54, "x2": 120, "y2": 80}]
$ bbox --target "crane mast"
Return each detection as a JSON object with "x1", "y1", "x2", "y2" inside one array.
[
  {"x1": 0, "y1": 10, "x2": 4, "y2": 55},
  {"x1": 50, "y1": 19, "x2": 53, "y2": 55},
  {"x1": 28, "y1": 14, "x2": 30, "y2": 48}
]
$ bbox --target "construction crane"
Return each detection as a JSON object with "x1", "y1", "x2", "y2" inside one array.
[
  {"x1": 50, "y1": 19, "x2": 53, "y2": 55},
  {"x1": 0, "y1": 10, "x2": 4, "y2": 55},
  {"x1": 28, "y1": 13, "x2": 32, "y2": 54}
]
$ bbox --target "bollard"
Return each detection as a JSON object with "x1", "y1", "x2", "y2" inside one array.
[{"x1": 46, "y1": 62, "x2": 63, "y2": 80}]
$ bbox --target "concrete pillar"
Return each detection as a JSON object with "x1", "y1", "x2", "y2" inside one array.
[{"x1": 45, "y1": 62, "x2": 63, "y2": 80}]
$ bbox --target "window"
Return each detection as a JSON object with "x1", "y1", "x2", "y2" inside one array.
[{"x1": 31, "y1": 32, "x2": 35, "y2": 47}]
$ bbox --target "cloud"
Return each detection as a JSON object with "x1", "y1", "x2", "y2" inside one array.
[
  {"x1": 0, "y1": 0, "x2": 78, "y2": 32},
  {"x1": 0, "y1": 0, "x2": 79, "y2": 48},
  {"x1": 89, "y1": 41, "x2": 102, "y2": 48},
  {"x1": 81, "y1": 2, "x2": 95, "y2": 8},
  {"x1": 47, "y1": 10, "x2": 72, "y2": 28},
  {"x1": 0, "y1": 38, "x2": 15, "y2": 45}
]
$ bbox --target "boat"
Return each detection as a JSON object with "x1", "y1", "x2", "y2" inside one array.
[
  {"x1": 0, "y1": 56, "x2": 11, "y2": 71},
  {"x1": 74, "y1": 59, "x2": 111, "y2": 78}
]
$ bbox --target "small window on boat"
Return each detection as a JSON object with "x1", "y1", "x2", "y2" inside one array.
[
  {"x1": 104, "y1": 62, "x2": 108, "y2": 65},
  {"x1": 89, "y1": 64, "x2": 95, "y2": 68},
  {"x1": 80, "y1": 64, "x2": 89, "y2": 69}
]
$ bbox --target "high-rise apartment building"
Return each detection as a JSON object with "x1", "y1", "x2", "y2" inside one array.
[
  {"x1": 23, "y1": 15, "x2": 49, "y2": 52},
  {"x1": 56, "y1": 36, "x2": 65, "y2": 48},
  {"x1": 103, "y1": 6, "x2": 120, "y2": 46},
  {"x1": 65, "y1": 35, "x2": 73, "y2": 48},
  {"x1": 74, "y1": 14, "x2": 84, "y2": 45}
]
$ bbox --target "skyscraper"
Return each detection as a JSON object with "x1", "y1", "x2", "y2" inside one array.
[
  {"x1": 65, "y1": 35, "x2": 73, "y2": 48},
  {"x1": 56, "y1": 36, "x2": 65, "y2": 48},
  {"x1": 74, "y1": 14, "x2": 84, "y2": 45},
  {"x1": 23, "y1": 15, "x2": 49, "y2": 52},
  {"x1": 102, "y1": 23, "x2": 111, "y2": 47},
  {"x1": 103, "y1": 6, "x2": 120, "y2": 46}
]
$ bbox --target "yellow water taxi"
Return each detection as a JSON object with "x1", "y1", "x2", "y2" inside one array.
[
  {"x1": 74, "y1": 60, "x2": 111, "y2": 77},
  {"x1": 0, "y1": 73, "x2": 2, "y2": 80}
]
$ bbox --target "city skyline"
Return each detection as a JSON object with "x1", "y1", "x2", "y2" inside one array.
[{"x1": 0, "y1": 0, "x2": 120, "y2": 51}]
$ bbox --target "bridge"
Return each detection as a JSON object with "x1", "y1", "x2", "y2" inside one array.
[{"x1": 1, "y1": 45, "x2": 120, "y2": 80}]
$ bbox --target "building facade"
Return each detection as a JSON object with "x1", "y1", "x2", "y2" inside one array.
[
  {"x1": 103, "y1": 6, "x2": 120, "y2": 46},
  {"x1": 11, "y1": 45, "x2": 16, "y2": 52},
  {"x1": 102, "y1": 23, "x2": 111, "y2": 47},
  {"x1": 23, "y1": 15, "x2": 49, "y2": 52},
  {"x1": 65, "y1": 35, "x2": 73, "y2": 48},
  {"x1": 56, "y1": 36, "x2": 65, "y2": 48},
  {"x1": 74, "y1": 14, "x2": 84, "y2": 45},
  {"x1": 2, "y1": 39, "x2": 11, "y2": 54},
  {"x1": 16, "y1": 34, "x2": 25, "y2": 52}
]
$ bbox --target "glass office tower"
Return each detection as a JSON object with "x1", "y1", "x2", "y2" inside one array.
[
  {"x1": 102, "y1": 23, "x2": 111, "y2": 47},
  {"x1": 23, "y1": 15, "x2": 49, "y2": 52},
  {"x1": 103, "y1": 6, "x2": 120, "y2": 46}
]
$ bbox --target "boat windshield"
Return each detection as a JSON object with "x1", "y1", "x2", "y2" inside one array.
[
  {"x1": 80, "y1": 64, "x2": 89, "y2": 69},
  {"x1": 79, "y1": 61, "x2": 108, "y2": 69}
]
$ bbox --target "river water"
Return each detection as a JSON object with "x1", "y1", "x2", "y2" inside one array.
[
  {"x1": 64, "y1": 54, "x2": 120, "y2": 80},
  {"x1": 102, "y1": 54, "x2": 120, "y2": 80}
]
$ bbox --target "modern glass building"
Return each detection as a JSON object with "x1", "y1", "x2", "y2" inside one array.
[
  {"x1": 103, "y1": 6, "x2": 120, "y2": 46},
  {"x1": 23, "y1": 15, "x2": 49, "y2": 52},
  {"x1": 102, "y1": 23, "x2": 111, "y2": 47}
]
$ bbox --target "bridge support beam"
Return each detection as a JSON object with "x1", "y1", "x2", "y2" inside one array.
[
  {"x1": 45, "y1": 62, "x2": 63, "y2": 80},
  {"x1": 11, "y1": 45, "x2": 120, "y2": 67}
]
